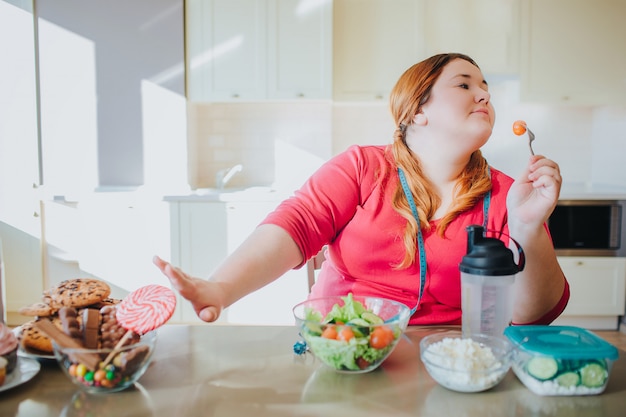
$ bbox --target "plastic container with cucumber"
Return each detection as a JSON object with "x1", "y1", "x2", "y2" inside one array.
[{"x1": 504, "y1": 325, "x2": 619, "y2": 396}]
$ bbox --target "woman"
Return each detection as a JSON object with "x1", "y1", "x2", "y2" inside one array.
[{"x1": 154, "y1": 53, "x2": 569, "y2": 326}]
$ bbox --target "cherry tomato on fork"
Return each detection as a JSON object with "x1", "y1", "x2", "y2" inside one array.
[{"x1": 512, "y1": 120, "x2": 527, "y2": 136}]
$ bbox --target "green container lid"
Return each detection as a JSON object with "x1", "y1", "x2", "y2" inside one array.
[{"x1": 504, "y1": 325, "x2": 619, "y2": 360}]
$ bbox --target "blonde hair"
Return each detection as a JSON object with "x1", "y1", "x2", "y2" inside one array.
[{"x1": 387, "y1": 53, "x2": 492, "y2": 268}]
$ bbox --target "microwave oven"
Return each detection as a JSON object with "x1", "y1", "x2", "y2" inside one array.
[{"x1": 547, "y1": 199, "x2": 625, "y2": 257}]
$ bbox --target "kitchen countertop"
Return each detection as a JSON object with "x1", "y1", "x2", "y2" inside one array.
[
  {"x1": 163, "y1": 186, "x2": 287, "y2": 202},
  {"x1": 559, "y1": 182, "x2": 626, "y2": 200},
  {"x1": 163, "y1": 182, "x2": 626, "y2": 202},
  {"x1": 1, "y1": 325, "x2": 625, "y2": 417}
]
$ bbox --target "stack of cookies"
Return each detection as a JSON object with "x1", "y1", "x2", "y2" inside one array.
[{"x1": 17, "y1": 278, "x2": 131, "y2": 354}]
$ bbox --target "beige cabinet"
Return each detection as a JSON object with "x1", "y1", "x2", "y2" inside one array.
[
  {"x1": 332, "y1": 0, "x2": 427, "y2": 101},
  {"x1": 332, "y1": 0, "x2": 520, "y2": 102},
  {"x1": 167, "y1": 199, "x2": 309, "y2": 324},
  {"x1": 423, "y1": 0, "x2": 520, "y2": 75},
  {"x1": 520, "y1": 0, "x2": 626, "y2": 105},
  {"x1": 553, "y1": 257, "x2": 626, "y2": 330},
  {"x1": 186, "y1": 0, "x2": 332, "y2": 101}
]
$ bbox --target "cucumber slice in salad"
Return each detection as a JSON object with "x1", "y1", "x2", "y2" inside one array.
[
  {"x1": 361, "y1": 312, "x2": 384, "y2": 325},
  {"x1": 526, "y1": 356, "x2": 559, "y2": 381}
]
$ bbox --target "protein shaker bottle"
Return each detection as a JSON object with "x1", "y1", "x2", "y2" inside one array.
[{"x1": 460, "y1": 225, "x2": 525, "y2": 338}]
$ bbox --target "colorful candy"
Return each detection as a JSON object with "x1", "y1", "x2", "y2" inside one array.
[
  {"x1": 115, "y1": 284, "x2": 177, "y2": 335},
  {"x1": 62, "y1": 346, "x2": 149, "y2": 390}
]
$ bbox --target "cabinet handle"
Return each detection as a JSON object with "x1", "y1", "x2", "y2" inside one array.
[
  {"x1": 232, "y1": 93, "x2": 240, "y2": 98},
  {"x1": 33, "y1": 211, "x2": 39, "y2": 218},
  {"x1": 576, "y1": 261, "x2": 584, "y2": 266},
  {"x1": 296, "y1": 93, "x2": 304, "y2": 98}
]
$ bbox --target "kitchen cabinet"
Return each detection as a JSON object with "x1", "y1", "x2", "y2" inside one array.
[
  {"x1": 332, "y1": 0, "x2": 520, "y2": 102},
  {"x1": 332, "y1": 0, "x2": 427, "y2": 101},
  {"x1": 423, "y1": 0, "x2": 520, "y2": 76},
  {"x1": 39, "y1": 195, "x2": 172, "y2": 296},
  {"x1": 552, "y1": 257, "x2": 626, "y2": 330},
  {"x1": 167, "y1": 199, "x2": 310, "y2": 324},
  {"x1": 520, "y1": 0, "x2": 626, "y2": 105},
  {"x1": 186, "y1": 0, "x2": 266, "y2": 101},
  {"x1": 0, "y1": 0, "x2": 43, "y2": 316},
  {"x1": 267, "y1": 0, "x2": 332, "y2": 99},
  {"x1": 186, "y1": 0, "x2": 332, "y2": 101}
]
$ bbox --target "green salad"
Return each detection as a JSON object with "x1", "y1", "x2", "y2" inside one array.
[{"x1": 300, "y1": 294, "x2": 402, "y2": 371}]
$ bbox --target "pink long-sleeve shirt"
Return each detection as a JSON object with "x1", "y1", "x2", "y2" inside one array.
[{"x1": 261, "y1": 145, "x2": 569, "y2": 325}]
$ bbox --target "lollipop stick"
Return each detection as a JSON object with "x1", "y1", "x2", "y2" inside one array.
[{"x1": 102, "y1": 329, "x2": 133, "y2": 368}]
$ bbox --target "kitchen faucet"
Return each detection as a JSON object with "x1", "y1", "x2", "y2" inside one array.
[{"x1": 216, "y1": 164, "x2": 243, "y2": 189}]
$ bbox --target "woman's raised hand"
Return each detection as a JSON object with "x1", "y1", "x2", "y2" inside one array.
[
  {"x1": 152, "y1": 256, "x2": 223, "y2": 322},
  {"x1": 507, "y1": 155, "x2": 562, "y2": 228}
]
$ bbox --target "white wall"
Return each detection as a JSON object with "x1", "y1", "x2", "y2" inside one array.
[
  {"x1": 36, "y1": 0, "x2": 187, "y2": 192},
  {"x1": 188, "y1": 79, "x2": 626, "y2": 192},
  {"x1": 0, "y1": 0, "x2": 186, "y2": 317}
]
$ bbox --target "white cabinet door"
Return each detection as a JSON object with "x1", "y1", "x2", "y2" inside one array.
[
  {"x1": 169, "y1": 200, "x2": 307, "y2": 324},
  {"x1": 520, "y1": 0, "x2": 626, "y2": 105},
  {"x1": 0, "y1": 0, "x2": 44, "y2": 314},
  {"x1": 187, "y1": 0, "x2": 332, "y2": 101},
  {"x1": 332, "y1": 0, "x2": 427, "y2": 101},
  {"x1": 169, "y1": 201, "x2": 228, "y2": 323},
  {"x1": 423, "y1": 0, "x2": 520, "y2": 75},
  {"x1": 187, "y1": 0, "x2": 267, "y2": 101},
  {"x1": 553, "y1": 257, "x2": 626, "y2": 329},
  {"x1": 267, "y1": 0, "x2": 332, "y2": 99}
]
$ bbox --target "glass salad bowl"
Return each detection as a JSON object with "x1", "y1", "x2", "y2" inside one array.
[{"x1": 293, "y1": 294, "x2": 411, "y2": 373}]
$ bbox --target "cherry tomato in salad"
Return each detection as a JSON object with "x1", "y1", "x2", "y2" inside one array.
[
  {"x1": 512, "y1": 120, "x2": 527, "y2": 136},
  {"x1": 321, "y1": 325, "x2": 338, "y2": 340},
  {"x1": 369, "y1": 326, "x2": 395, "y2": 349},
  {"x1": 337, "y1": 326, "x2": 355, "y2": 342},
  {"x1": 357, "y1": 357, "x2": 371, "y2": 370}
]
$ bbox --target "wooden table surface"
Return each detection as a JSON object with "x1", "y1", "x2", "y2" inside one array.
[{"x1": 1, "y1": 324, "x2": 626, "y2": 417}]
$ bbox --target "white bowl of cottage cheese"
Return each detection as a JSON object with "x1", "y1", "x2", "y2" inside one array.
[{"x1": 420, "y1": 331, "x2": 513, "y2": 393}]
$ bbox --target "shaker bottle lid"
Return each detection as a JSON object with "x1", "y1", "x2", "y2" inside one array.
[{"x1": 459, "y1": 225, "x2": 521, "y2": 276}]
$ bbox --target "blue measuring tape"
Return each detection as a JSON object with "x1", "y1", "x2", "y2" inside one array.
[{"x1": 397, "y1": 167, "x2": 491, "y2": 316}]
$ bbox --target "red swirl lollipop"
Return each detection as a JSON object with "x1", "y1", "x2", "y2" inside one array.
[
  {"x1": 102, "y1": 284, "x2": 176, "y2": 368},
  {"x1": 116, "y1": 284, "x2": 177, "y2": 335}
]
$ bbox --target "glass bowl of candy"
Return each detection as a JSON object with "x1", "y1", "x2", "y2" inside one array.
[
  {"x1": 293, "y1": 294, "x2": 411, "y2": 373},
  {"x1": 52, "y1": 331, "x2": 157, "y2": 394}
]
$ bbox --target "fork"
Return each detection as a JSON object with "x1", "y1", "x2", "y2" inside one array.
[{"x1": 527, "y1": 128, "x2": 536, "y2": 155}]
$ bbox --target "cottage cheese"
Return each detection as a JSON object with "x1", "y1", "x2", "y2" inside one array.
[{"x1": 423, "y1": 337, "x2": 508, "y2": 392}]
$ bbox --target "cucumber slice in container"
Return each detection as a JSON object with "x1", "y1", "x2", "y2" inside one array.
[
  {"x1": 579, "y1": 362, "x2": 608, "y2": 388},
  {"x1": 556, "y1": 371, "x2": 581, "y2": 387},
  {"x1": 526, "y1": 356, "x2": 559, "y2": 381}
]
